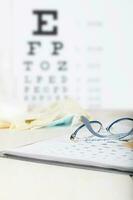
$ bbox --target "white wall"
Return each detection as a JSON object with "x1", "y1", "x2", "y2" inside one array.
[
  {"x1": 0, "y1": 0, "x2": 132, "y2": 111},
  {"x1": 0, "y1": 0, "x2": 14, "y2": 102}
]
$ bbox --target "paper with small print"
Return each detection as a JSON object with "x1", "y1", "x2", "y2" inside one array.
[{"x1": 3, "y1": 136, "x2": 133, "y2": 174}]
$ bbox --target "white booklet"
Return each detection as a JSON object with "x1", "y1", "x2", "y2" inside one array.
[{"x1": 2, "y1": 136, "x2": 133, "y2": 175}]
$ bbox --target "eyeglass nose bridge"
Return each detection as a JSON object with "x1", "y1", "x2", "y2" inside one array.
[{"x1": 106, "y1": 126, "x2": 110, "y2": 132}]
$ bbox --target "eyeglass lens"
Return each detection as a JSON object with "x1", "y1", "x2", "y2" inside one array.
[{"x1": 108, "y1": 118, "x2": 133, "y2": 135}]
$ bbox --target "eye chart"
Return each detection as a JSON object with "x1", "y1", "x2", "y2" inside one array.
[{"x1": 11, "y1": 0, "x2": 133, "y2": 109}]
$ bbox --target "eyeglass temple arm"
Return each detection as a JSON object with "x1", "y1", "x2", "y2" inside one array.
[
  {"x1": 70, "y1": 120, "x2": 103, "y2": 140},
  {"x1": 81, "y1": 116, "x2": 106, "y2": 138},
  {"x1": 70, "y1": 124, "x2": 85, "y2": 140}
]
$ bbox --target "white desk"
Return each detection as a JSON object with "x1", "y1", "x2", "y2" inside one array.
[{"x1": 0, "y1": 111, "x2": 133, "y2": 200}]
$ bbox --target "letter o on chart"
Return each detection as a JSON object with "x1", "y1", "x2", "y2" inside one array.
[{"x1": 40, "y1": 61, "x2": 50, "y2": 70}]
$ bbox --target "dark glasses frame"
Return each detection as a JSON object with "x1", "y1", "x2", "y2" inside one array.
[{"x1": 70, "y1": 116, "x2": 133, "y2": 141}]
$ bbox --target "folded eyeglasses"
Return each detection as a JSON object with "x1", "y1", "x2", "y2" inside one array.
[{"x1": 70, "y1": 116, "x2": 133, "y2": 141}]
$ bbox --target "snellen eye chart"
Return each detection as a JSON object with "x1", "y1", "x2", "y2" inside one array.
[{"x1": 12, "y1": 0, "x2": 133, "y2": 109}]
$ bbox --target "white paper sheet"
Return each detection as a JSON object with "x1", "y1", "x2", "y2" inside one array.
[{"x1": 3, "y1": 136, "x2": 133, "y2": 174}]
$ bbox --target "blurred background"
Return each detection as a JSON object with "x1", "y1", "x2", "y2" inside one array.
[{"x1": 0, "y1": 0, "x2": 133, "y2": 117}]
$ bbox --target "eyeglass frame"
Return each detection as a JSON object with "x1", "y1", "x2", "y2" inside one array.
[{"x1": 70, "y1": 116, "x2": 133, "y2": 141}]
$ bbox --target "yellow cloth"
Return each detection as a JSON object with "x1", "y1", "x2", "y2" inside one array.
[{"x1": 0, "y1": 99, "x2": 91, "y2": 130}]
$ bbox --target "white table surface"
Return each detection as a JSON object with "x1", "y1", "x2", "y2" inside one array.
[{"x1": 0, "y1": 110, "x2": 133, "y2": 200}]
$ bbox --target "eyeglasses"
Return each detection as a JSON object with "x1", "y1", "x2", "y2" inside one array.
[{"x1": 70, "y1": 116, "x2": 133, "y2": 141}]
